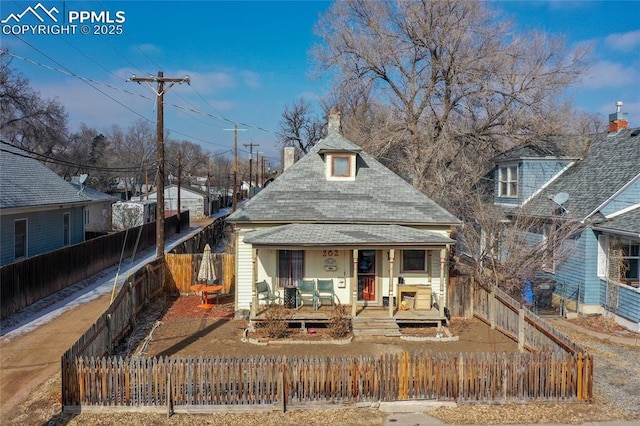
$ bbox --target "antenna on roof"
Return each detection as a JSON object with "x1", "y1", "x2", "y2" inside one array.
[
  {"x1": 77, "y1": 174, "x2": 88, "y2": 195},
  {"x1": 551, "y1": 192, "x2": 569, "y2": 216}
]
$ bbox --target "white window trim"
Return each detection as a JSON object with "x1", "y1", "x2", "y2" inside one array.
[{"x1": 498, "y1": 164, "x2": 518, "y2": 198}]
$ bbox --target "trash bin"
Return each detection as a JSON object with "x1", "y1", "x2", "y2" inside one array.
[{"x1": 534, "y1": 282, "x2": 555, "y2": 308}]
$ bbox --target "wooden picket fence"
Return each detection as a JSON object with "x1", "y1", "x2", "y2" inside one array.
[{"x1": 62, "y1": 350, "x2": 592, "y2": 412}]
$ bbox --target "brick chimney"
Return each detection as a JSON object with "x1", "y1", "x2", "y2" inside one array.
[
  {"x1": 608, "y1": 101, "x2": 629, "y2": 133},
  {"x1": 328, "y1": 111, "x2": 341, "y2": 134}
]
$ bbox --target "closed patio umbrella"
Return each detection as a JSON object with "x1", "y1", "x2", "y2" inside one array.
[{"x1": 195, "y1": 244, "x2": 220, "y2": 308}]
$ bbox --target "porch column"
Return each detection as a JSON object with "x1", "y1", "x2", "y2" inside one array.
[
  {"x1": 251, "y1": 248, "x2": 258, "y2": 317},
  {"x1": 439, "y1": 247, "x2": 447, "y2": 318},
  {"x1": 388, "y1": 249, "x2": 395, "y2": 318},
  {"x1": 352, "y1": 249, "x2": 358, "y2": 317}
]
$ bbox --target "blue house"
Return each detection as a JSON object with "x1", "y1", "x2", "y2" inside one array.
[
  {"x1": 490, "y1": 104, "x2": 640, "y2": 331},
  {"x1": 0, "y1": 141, "x2": 92, "y2": 266}
]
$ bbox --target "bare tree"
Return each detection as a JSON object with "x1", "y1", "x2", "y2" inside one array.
[
  {"x1": 456, "y1": 192, "x2": 583, "y2": 298},
  {"x1": 0, "y1": 49, "x2": 68, "y2": 154},
  {"x1": 277, "y1": 98, "x2": 326, "y2": 155},
  {"x1": 312, "y1": 0, "x2": 592, "y2": 211}
]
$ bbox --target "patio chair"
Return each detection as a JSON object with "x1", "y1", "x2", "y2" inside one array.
[
  {"x1": 297, "y1": 279, "x2": 320, "y2": 310},
  {"x1": 256, "y1": 280, "x2": 280, "y2": 306},
  {"x1": 316, "y1": 278, "x2": 336, "y2": 307}
]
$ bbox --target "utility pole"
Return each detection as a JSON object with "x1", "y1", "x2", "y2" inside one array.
[
  {"x1": 243, "y1": 142, "x2": 259, "y2": 197},
  {"x1": 224, "y1": 125, "x2": 246, "y2": 212},
  {"x1": 177, "y1": 150, "x2": 182, "y2": 233},
  {"x1": 129, "y1": 71, "x2": 189, "y2": 259},
  {"x1": 254, "y1": 151, "x2": 262, "y2": 190}
]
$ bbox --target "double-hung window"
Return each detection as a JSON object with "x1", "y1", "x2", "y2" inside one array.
[
  {"x1": 331, "y1": 155, "x2": 350, "y2": 177},
  {"x1": 498, "y1": 165, "x2": 518, "y2": 198},
  {"x1": 621, "y1": 239, "x2": 639, "y2": 286},
  {"x1": 277, "y1": 250, "x2": 304, "y2": 288},
  {"x1": 402, "y1": 250, "x2": 426, "y2": 272},
  {"x1": 14, "y1": 219, "x2": 27, "y2": 260}
]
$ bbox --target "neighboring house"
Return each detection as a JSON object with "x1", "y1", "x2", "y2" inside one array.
[
  {"x1": 111, "y1": 200, "x2": 157, "y2": 231},
  {"x1": 70, "y1": 176, "x2": 118, "y2": 236},
  {"x1": 227, "y1": 113, "x2": 460, "y2": 320},
  {"x1": 488, "y1": 103, "x2": 640, "y2": 331},
  {"x1": 147, "y1": 184, "x2": 210, "y2": 220},
  {"x1": 0, "y1": 141, "x2": 90, "y2": 266}
]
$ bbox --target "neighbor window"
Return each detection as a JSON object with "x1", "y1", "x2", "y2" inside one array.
[
  {"x1": 63, "y1": 212, "x2": 70, "y2": 246},
  {"x1": 14, "y1": 219, "x2": 27, "y2": 260},
  {"x1": 331, "y1": 155, "x2": 350, "y2": 177},
  {"x1": 402, "y1": 250, "x2": 426, "y2": 272},
  {"x1": 498, "y1": 165, "x2": 518, "y2": 197},
  {"x1": 277, "y1": 250, "x2": 304, "y2": 288},
  {"x1": 620, "y1": 239, "x2": 639, "y2": 286}
]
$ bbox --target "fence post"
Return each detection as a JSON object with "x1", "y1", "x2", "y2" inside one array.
[
  {"x1": 129, "y1": 280, "x2": 136, "y2": 330},
  {"x1": 468, "y1": 279, "x2": 474, "y2": 318},
  {"x1": 518, "y1": 308, "x2": 525, "y2": 352},
  {"x1": 490, "y1": 288, "x2": 496, "y2": 330},
  {"x1": 106, "y1": 314, "x2": 113, "y2": 354},
  {"x1": 457, "y1": 354, "x2": 464, "y2": 403}
]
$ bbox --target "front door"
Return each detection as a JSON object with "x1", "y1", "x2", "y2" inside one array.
[{"x1": 357, "y1": 250, "x2": 376, "y2": 302}]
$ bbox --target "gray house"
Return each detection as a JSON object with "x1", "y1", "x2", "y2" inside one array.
[
  {"x1": 489, "y1": 104, "x2": 640, "y2": 331},
  {"x1": 0, "y1": 141, "x2": 91, "y2": 266},
  {"x1": 228, "y1": 113, "x2": 460, "y2": 322}
]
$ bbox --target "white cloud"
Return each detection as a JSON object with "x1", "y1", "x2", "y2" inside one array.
[
  {"x1": 241, "y1": 71, "x2": 261, "y2": 88},
  {"x1": 580, "y1": 60, "x2": 638, "y2": 89},
  {"x1": 605, "y1": 30, "x2": 640, "y2": 52}
]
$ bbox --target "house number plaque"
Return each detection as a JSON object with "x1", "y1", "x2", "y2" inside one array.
[{"x1": 323, "y1": 257, "x2": 338, "y2": 271}]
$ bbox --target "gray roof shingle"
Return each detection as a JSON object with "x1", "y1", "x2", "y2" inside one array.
[
  {"x1": 228, "y1": 131, "x2": 460, "y2": 226},
  {"x1": 244, "y1": 224, "x2": 455, "y2": 246},
  {"x1": 594, "y1": 209, "x2": 640, "y2": 237},
  {"x1": 523, "y1": 128, "x2": 640, "y2": 221},
  {"x1": 0, "y1": 141, "x2": 88, "y2": 210}
]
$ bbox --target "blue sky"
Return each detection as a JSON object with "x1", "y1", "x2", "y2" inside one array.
[{"x1": 2, "y1": 1, "x2": 639, "y2": 167}]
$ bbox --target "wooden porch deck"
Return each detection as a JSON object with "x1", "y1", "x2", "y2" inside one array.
[{"x1": 252, "y1": 304, "x2": 447, "y2": 327}]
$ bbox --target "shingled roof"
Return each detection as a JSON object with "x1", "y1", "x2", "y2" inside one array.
[
  {"x1": 523, "y1": 127, "x2": 640, "y2": 221},
  {"x1": 0, "y1": 141, "x2": 88, "y2": 210},
  {"x1": 228, "y1": 128, "x2": 459, "y2": 226}
]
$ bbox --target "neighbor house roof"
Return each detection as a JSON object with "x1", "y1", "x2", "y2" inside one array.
[
  {"x1": 491, "y1": 135, "x2": 589, "y2": 162},
  {"x1": 228, "y1": 131, "x2": 460, "y2": 226},
  {"x1": 70, "y1": 177, "x2": 118, "y2": 202},
  {"x1": 244, "y1": 224, "x2": 456, "y2": 247},
  {"x1": 593, "y1": 208, "x2": 640, "y2": 238},
  {"x1": 0, "y1": 141, "x2": 89, "y2": 210},
  {"x1": 523, "y1": 127, "x2": 640, "y2": 221}
]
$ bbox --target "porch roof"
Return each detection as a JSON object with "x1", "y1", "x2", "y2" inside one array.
[{"x1": 243, "y1": 224, "x2": 455, "y2": 247}]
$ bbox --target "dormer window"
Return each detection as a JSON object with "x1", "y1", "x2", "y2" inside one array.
[
  {"x1": 325, "y1": 153, "x2": 356, "y2": 181},
  {"x1": 498, "y1": 165, "x2": 518, "y2": 197},
  {"x1": 332, "y1": 155, "x2": 350, "y2": 177}
]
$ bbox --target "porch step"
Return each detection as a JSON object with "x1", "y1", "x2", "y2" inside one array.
[{"x1": 352, "y1": 318, "x2": 401, "y2": 338}]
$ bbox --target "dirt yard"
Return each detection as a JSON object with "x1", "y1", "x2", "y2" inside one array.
[
  {"x1": 3, "y1": 292, "x2": 639, "y2": 426},
  {"x1": 129, "y1": 295, "x2": 519, "y2": 359}
]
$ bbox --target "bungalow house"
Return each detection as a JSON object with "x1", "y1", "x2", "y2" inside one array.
[
  {"x1": 0, "y1": 141, "x2": 92, "y2": 266},
  {"x1": 488, "y1": 103, "x2": 640, "y2": 331},
  {"x1": 227, "y1": 113, "x2": 460, "y2": 324}
]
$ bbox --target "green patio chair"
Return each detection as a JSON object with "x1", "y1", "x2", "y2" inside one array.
[
  {"x1": 256, "y1": 280, "x2": 280, "y2": 306},
  {"x1": 316, "y1": 278, "x2": 336, "y2": 307},
  {"x1": 297, "y1": 279, "x2": 320, "y2": 310}
]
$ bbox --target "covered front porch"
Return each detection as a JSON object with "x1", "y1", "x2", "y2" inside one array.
[{"x1": 241, "y1": 223, "x2": 455, "y2": 322}]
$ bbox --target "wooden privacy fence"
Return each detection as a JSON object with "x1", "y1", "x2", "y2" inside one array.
[
  {"x1": 62, "y1": 350, "x2": 593, "y2": 412},
  {"x1": 62, "y1": 260, "x2": 165, "y2": 362},
  {"x1": 165, "y1": 253, "x2": 235, "y2": 295},
  {"x1": 1, "y1": 212, "x2": 188, "y2": 319}
]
